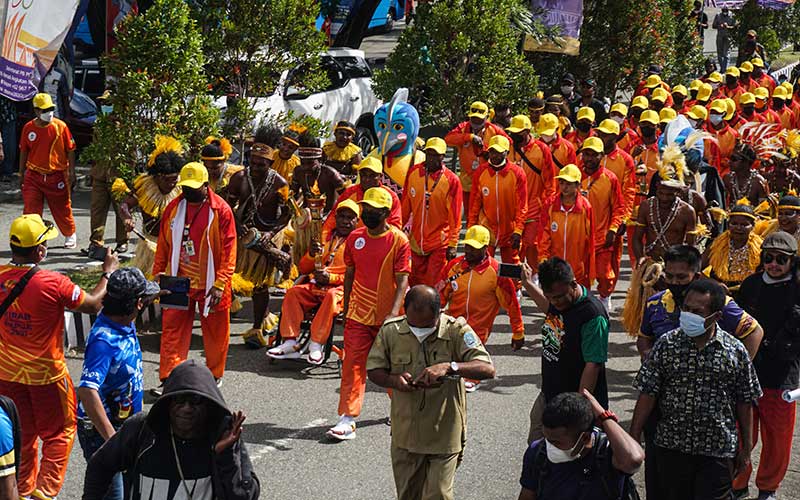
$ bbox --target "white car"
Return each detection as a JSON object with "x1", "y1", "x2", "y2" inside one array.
[{"x1": 214, "y1": 48, "x2": 382, "y2": 150}]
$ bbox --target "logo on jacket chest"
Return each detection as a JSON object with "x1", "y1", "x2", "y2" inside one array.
[{"x1": 354, "y1": 237, "x2": 366, "y2": 250}]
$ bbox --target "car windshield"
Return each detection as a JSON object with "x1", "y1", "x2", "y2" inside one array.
[{"x1": 285, "y1": 56, "x2": 344, "y2": 100}]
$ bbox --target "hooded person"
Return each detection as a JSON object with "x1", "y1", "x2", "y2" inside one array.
[{"x1": 82, "y1": 360, "x2": 259, "y2": 500}]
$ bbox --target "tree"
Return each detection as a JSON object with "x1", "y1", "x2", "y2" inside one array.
[
  {"x1": 84, "y1": 0, "x2": 219, "y2": 182},
  {"x1": 530, "y1": 0, "x2": 703, "y2": 99},
  {"x1": 373, "y1": 0, "x2": 540, "y2": 127},
  {"x1": 734, "y1": 0, "x2": 800, "y2": 61},
  {"x1": 187, "y1": 0, "x2": 328, "y2": 140}
]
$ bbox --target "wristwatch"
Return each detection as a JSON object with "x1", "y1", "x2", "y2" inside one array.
[
  {"x1": 101, "y1": 272, "x2": 111, "y2": 281},
  {"x1": 597, "y1": 409, "x2": 619, "y2": 424},
  {"x1": 449, "y1": 361, "x2": 459, "y2": 374}
]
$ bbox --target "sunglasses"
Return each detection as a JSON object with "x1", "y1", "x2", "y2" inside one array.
[
  {"x1": 171, "y1": 394, "x2": 206, "y2": 407},
  {"x1": 470, "y1": 106, "x2": 486, "y2": 114},
  {"x1": 764, "y1": 253, "x2": 791, "y2": 265}
]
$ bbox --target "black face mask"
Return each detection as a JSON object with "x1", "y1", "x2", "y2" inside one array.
[
  {"x1": 641, "y1": 126, "x2": 656, "y2": 138},
  {"x1": 182, "y1": 187, "x2": 205, "y2": 203},
  {"x1": 361, "y1": 211, "x2": 384, "y2": 229},
  {"x1": 576, "y1": 122, "x2": 592, "y2": 133},
  {"x1": 667, "y1": 283, "x2": 690, "y2": 306},
  {"x1": 742, "y1": 105, "x2": 755, "y2": 115}
]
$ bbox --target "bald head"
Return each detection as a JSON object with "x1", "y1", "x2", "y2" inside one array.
[{"x1": 404, "y1": 285, "x2": 441, "y2": 328}]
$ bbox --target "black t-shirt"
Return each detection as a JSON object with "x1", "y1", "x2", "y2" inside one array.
[
  {"x1": 738, "y1": 274, "x2": 800, "y2": 390},
  {"x1": 133, "y1": 434, "x2": 214, "y2": 500},
  {"x1": 570, "y1": 97, "x2": 607, "y2": 123}
]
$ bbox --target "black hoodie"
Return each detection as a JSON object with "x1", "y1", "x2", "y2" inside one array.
[{"x1": 82, "y1": 360, "x2": 260, "y2": 500}]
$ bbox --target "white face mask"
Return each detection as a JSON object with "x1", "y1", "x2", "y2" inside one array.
[
  {"x1": 709, "y1": 114, "x2": 724, "y2": 125},
  {"x1": 409, "y1": 324, "x2": 437, "y2": 343},
  {"x1": 39, "y1": 110, "x2": 54, "y2": 123},
  {"x1": 489, "y1": 157, "x2": 507, "y2": 168},
  {"x1": 545, "y1": 433, "x2": 587, "y2": 464},
  {"x1": 541, "y1": 133, "x2": 556, "y2": 144},
  {"x1": 561, "y1": 85, "x2": 574, "y2": 95},
  {"x1": 610, "y1": 115, "x2": 625, "y2": 125}
]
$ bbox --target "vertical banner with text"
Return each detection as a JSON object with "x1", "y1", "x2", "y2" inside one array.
[
  {"x1": 0, "y1": 0, "x2": 79, "y2": 101},
  {"x1": 524, "y1": 0, "x2": 584, "y2": 56}
]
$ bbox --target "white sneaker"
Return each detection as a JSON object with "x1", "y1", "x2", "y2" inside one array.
[
  {"x1": 326, "y1": 416, "x2": 356, "y2": 441},
  {"x1": 307, "y1": 341, "x2": 324, "y2": 365},
  {"x1": 267, "y1": 339, "x2": 301, "y2": 359},
  {"x1": 64, "y1": 234, "x2": 77, "y2": 249}
]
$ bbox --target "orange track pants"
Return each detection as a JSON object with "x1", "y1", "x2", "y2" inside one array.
[
  {"x1": 595, "y1": 237, "x2": 622, "y2": 298},
  {"x1": 0, "y1": 377, "x2": 76, "y2": 498},
  {"x1": 338, "y1": 320, "x2": 381, "y2": 417},
  {"x1": 279, "y1": 283, "x2": 342, "y2": 345},
  {"x1": 410, "y1": 248, "x2": 448, "y2": 287},
  {"x1": 160, "y1": 298, "x2": 230, "y2": 380},
  {"x1": 22, "y1": 170, "x2": 76, "y2": 237},
  {"x1": 521, "y1": 220, "x2": 540, "y2": 267},
  {"x1": 733, "y1": 388, "x2": 796, "y2": 492},
  {"x1": 489, "y1": 245, "x2": 521, "y2": 264}
]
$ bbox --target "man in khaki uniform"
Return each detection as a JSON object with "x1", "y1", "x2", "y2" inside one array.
[{"x1": 367, "y1": 285, "x2": 496, "y2": 500}]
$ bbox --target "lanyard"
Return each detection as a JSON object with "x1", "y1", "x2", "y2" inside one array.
[
  {"x1": 424, "y1": 169, "x2": 443, "y2": 209},
  {"x1": 183, "y1": 202, "x2": 207, "y2": 241}
]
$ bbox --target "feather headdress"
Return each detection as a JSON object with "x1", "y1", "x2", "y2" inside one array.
[
  {"x1": 779, "y1": 129, "x2": 800, "y2": 159},
  {"x1": 204, "y1": 136, "x2": 233, "y2": 158},
  {"x1": 147, "y1": 135, "x2": 183, "y2": 168},
  {"x1": 737, "y1": 122, "x2": 785, "y2": 161}
]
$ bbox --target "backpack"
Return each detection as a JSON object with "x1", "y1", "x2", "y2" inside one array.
[
  {"x1": 0, "y1": 395, "x2": 21, "y2": 480},
  {"x1": 533, "y1": 431, "x2": 641, "y2": 500}
]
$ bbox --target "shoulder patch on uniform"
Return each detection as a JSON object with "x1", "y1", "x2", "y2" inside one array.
[{"x1": 463, "y1": 330, "x2": 480, "y2": 349}]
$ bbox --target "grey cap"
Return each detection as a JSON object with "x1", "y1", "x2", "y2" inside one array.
[
  {"x1": 762, "y1": 231, "x2": 798, "y2": 255},
  {"x1": 107, "y1": 267, "x2": 160, "y2": 300}
]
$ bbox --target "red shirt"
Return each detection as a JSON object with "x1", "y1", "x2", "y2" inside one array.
[
  {"x1": 20, "y1": 118, "x2": 75, "y2": 174},
  {"x1": 0, "y1": 265, "x2": 85, "y2": 385}
]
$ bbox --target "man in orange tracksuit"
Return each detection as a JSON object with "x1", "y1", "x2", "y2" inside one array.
[
  {"x1": 468, "y1": 135, "x2": 527, "y2": 264},
  {"x1": 507, "y1": 114, "x2": 557, "y2": 266},
  {"x1": 543, "y1": 120, "x2": 577, "y2": 169},
  {"x1": 152, "y1": 163, "x2": 237, "y2": 385},
  {"x1": 18, "y1": 93, "x2": 77, "y2": 249},
  {"x1": 445, "y1": 101, "x2": 510, "y2": 209},
  {"x1": 721, "y1": 66, "x2": 746, "y2": 108},
  {"x1": 773, "y1": 86, "x2": 795, "y2": 130},
  {"x1": 322, "y1": 156, "x2": 402, "y2": 239},
  {"x1": 564, "y1": 106, "x2": 596, "y2": 151},
  {"x1": 269, "y1": 200, "x2": 360, "y2": 364},
  {"x1": 438, "y1": 225, "x2": 524, "y2": 391},
  {"x1": 707, "y1": 99, "x2": 740, "y2": 177},
  {"x1": 539, "y1": 164, "x2": 594, "y2": 287},
  {"x1": 327, "y1": 187, "x2": 410, "y2": 441},
  {"x1": 401, "y1": 137, "x2": 462, "y2": 287},
  {"x1": 579, "y1": 137, "x2": 625, "y2": 312}
]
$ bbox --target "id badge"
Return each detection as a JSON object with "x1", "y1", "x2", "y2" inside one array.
[
  {"x1": 471, "y1": 159, "x2": 479, "y2": 171},
  {"x1": 182, "y1": 240, "x2": 196, "y2": 257}
]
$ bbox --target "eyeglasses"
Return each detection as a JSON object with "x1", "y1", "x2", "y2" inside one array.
[
  {"x1": 171, "y1": 394, "x2": 206, "y2": 407},
  {"x1": 764, "y1": 253, "x2": 791, "y2": 265}
]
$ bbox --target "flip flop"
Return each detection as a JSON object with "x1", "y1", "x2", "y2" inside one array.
[{"x1": 326, "y1": 421, "x2": 356, "y2": 441}]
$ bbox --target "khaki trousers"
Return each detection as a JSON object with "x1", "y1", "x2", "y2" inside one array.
[{"x1": 391, "y1": 446, "x2": 460, "y2": 500}]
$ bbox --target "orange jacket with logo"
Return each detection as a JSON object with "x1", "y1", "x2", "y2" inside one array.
[
  {"x1": 581, "y1": 166, "x2": 625, "y2": 249},
  {"x1": 445, "y1": 121, "x2": 510, "y2": 192},
  {"x1": 722, "y1": 85, "x2": 746, "y2": 109},
  {"x1": 600, "y1": 147, "x2": 636, "y2": 222},
  {"x1": 438, "y1": 255, "x2": 525, "y2": 340},
  {"x1": 322, "y1": 183, "x2": 402, "y2": 240},
  {"x1": 548, "y1": 135, "x2": 577, "y2": 169},
  {"x1": 509, "y1": 139, "x2": 557, "y2": 225},
  {"x1": 538, "y1": 193, "x2": 595, "y2": 284},
  {"x1": 401, "y1": 164, "x2": 463, "y2": 255},
  {"x1": 467, "y1": 161, "x2": 528, "y2": 247},
  {"x1": 297, "y1": 232, "x2": 348, "y2": 286}
]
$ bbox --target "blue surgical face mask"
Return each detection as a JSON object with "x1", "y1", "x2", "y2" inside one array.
[{"x1": 679, "y1": 310, "x2": 714, "y2": 337}]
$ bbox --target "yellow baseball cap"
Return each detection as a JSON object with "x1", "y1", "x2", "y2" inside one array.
[
  {"x1": 725, "y1": 66, "x2": 740, "y2": 78},
  {"x1": 639, "y1": 110, "x2": 659, "y2": 125},
  {"x1": 689, "y1": 79, "x2": 702, "y2": 91},
  {"x1": 724, "y1": 98, "x2": 736, "y2": 120},
  {"x1": 659, "y1": 107, "x2": 677, "y2": 124},
  {"x1": 773, "y1": 86, "x2": 788, "y2": 100},
  {"x1": 709, "y1": 99, "x2": 728, "y2": 115},
  {"x1": 752, "y1": 57, "x2": 765, "y2": 68},
  {"x1": 487, "y1": 135, "x2": 510, "y2": 153},
  {"x1": 577, "y1": 106, "x2": 596, "y2": 122},
  {"x1": 754, "y1": 87, "x2": 770, "y2": 100},
  {"x1": 357, "y1": 156, "x2": 383, "y2": 174},
  {"x1": 336, "y1": 198, "x2": 361, "y2": 216},
  {"x1": 687, "y1": 105, "x2": 708, "y2": 121},
  {"x1": 610, "y1": 103, "x2": 628, "y2": 117},
  {"x1": 359, "y1": 187, "x2": 393, "y2": 209},
  {"x1": 740, "y1": 92, "x2": 756, "y2": 105},
  {"x1": 32, "y1": 93, "x2": 55, "y2": 110},
  {"x1": 630, "y1": 96, "x2": 649, "y2": 110},
  {"x1": 505, "y1": 114, "x2": 533, "y2": 133},
  {"x1": 461, "y1": 224, "x2": 491, "y2": 249},
  {"x1": 645, "y1": 74, "x2": 662, "y2": 89},
  {"x1": 468, "y1": 101, "x2": 489, "y2": 119},
  {"x1": 536, "y1": 113, "x2": 559, "y2": 136},
  {"x1": 781, "y1": 81, "x2": 794, "y2": 93},
  {"x1": 581, "y1": 136, "x2": 605, "y2": 153},
  {"x1": 9, "y1": 214, "x2": 58, "y2": 248},
  {"x1": 651, "y1": 87, "x2": 668, "y2": 103},
  {"x1": 177, "y1": 162, "x2": 209, "y2": 189},
  {"x1": 596, "y1": 119, "x2": 620, "y2": 136},
  {"x1": 423, "y1": 137, "x2": 447, "y2": 155},
  {"x1": 708, "y1": 71, "x2": 723, "y2": 84},
  {"x1": 697, "y1": 83, "x2": 712, "y2": 102},
  {"x1": 555, "y1": 164, "x2": 582, "y2": 184},
  {"x1": 672, "y1": 85, "x2": 688, "y2": 97},
  {"x1": 740, "y1": 61, "x2": 754, "y2": 73}
]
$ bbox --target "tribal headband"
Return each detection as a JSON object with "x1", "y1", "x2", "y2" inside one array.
[
  {"x1": 201, "y1": 154, "x2": 226, "y2": 160},
  {"x1": 282, "y1": 136, "x2": 300, "y2": 147},
  {"x1": 297, "y1": 147, "x2": 323, "y2": 159},
  {"x1": 250, "y1": 143, "x2": 273, "y2": 159},
  {"x1": 335, "y1": 125, "x2": 356, "y2": 135}
]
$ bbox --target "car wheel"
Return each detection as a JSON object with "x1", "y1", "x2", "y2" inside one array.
[{"x1": 356, "y1": 125, "x2": 376, "y2": 153}]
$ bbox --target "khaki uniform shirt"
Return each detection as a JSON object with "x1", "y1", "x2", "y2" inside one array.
[{"x1": 366, "y1": 314, "x2": 493, "y2": 455}]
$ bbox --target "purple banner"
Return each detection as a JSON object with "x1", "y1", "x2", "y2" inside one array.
[
  {"x1": 0, "y1": 58, "x2": 37, "y2": 101},
  {"x1": 525, "y1": 0, "x2": 584, "y2": 55},
  {"x1": 705, "y1": 0, "x2": 795, "y2": 8}
]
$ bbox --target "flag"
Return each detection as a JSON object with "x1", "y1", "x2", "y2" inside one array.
[
  {"x1": 525, "y1": 0, "x2": 584, "y2": 56},
  {"x1": 0, "y1": 0, "x2": 80, "y2": 101}
]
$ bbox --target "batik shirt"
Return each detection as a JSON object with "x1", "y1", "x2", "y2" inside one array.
[{"x1": 633, "y1": 327, "x2": 762, "y2": 458}]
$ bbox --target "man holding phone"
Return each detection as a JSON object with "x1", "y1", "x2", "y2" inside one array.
[{"x1": 367, "y1": 285, "x2": 495, "y2": 500}]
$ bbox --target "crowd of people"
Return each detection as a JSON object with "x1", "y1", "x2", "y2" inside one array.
[{"x1": 0, "y1": 47, "x2": 799, "y2": 500}]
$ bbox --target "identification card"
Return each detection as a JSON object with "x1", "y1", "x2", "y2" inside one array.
[{"x1": 182, "y1": 240, "x2": 196, "y2": 257}]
